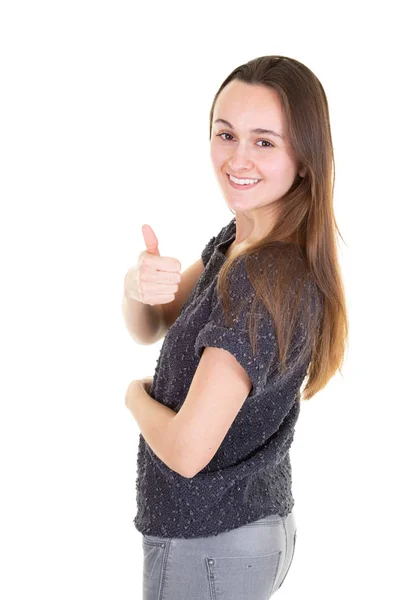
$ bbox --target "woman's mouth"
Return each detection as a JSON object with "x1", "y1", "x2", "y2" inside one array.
[{"x1": 226, "y1": 172, "x2": 262, "y2": 190}]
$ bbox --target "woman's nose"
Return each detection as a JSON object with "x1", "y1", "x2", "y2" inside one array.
[{"x1": 228, "y1": 144, "x2": 254, "y2": 170}]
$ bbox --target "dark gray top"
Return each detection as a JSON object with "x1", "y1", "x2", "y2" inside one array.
[{"x1": 133, "y1": 217, "x2": 322, "y2": 539}]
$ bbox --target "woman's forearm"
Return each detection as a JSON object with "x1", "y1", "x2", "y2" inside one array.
[
  {"x1": 127, "y1": 384, "x2": 182, "y2": 475},
  {"x1": 122, "y1": 292, "x2": 166, "y2": 345}
]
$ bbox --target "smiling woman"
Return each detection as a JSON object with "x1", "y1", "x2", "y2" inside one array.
[
  {"x1": 131, "y1": 54, "x2": 348, "y2": 600},
  {"x1": 210, "y1": 81, "x2": 307, "y2": 230}
]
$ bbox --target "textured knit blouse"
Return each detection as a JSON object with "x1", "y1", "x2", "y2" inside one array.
[{"x1": 133, "y1": 216, "x2": 323, "y2": 539}]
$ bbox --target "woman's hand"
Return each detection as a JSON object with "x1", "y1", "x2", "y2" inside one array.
[
  {"x1": 140, "y1": 376, "x2": 154, "y2": 395},
  {"x1": 125, "y1": 376, "x2": 154, "y2": 410}
]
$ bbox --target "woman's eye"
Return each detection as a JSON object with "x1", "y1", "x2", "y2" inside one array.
[{"x1": 216, "y1": 132, "x2": 274, "y2": 148}]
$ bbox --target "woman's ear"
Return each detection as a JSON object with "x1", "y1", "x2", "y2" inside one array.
[{"x1": 299, "y1": 166, "x2": 307, "y2": 178}]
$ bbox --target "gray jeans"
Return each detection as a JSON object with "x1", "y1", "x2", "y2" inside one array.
[{"x1": 141, "y1": 511, "x2": 297, "y2": 599}]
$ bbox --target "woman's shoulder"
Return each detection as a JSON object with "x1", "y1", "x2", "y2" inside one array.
[{"x1": 201, "y1": 217, "x2": 236, "y2": 266}]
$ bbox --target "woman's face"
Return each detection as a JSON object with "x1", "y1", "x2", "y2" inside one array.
[{"x1": 210, "y1": 80, "x2": 305, "y2": 214}]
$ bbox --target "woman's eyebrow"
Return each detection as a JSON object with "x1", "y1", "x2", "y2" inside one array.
[{"x1": 214, "y1": 118, "x2": 284, "y2": 139}]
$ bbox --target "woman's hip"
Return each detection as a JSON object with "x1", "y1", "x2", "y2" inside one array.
[{"x1": 141, "y1": 511, "x2": 297, "y2": 600}]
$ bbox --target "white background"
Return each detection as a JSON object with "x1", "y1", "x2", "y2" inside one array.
[{"x1": 1, "y1": 1, "x2": 399, "y2": 598}]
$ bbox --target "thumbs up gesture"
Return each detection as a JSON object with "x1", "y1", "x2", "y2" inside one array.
[{"x1": 123, "y1": 224, "x2": 182, "y2": 306}]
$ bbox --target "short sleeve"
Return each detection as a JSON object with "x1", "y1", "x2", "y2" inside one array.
[{"x1": 194, "y1": 258, "x2": 278, "y2": 397}]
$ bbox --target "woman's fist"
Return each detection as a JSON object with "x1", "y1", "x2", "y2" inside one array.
[{"x1": 123, "y1": 224, "x2": 182, "y2": 306}]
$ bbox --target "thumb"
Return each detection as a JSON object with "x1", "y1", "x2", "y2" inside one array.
[{"x1": 141, "y1": 224, "x2": 160, "y2": 256}]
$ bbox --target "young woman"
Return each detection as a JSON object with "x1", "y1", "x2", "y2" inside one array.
[{"x1": 123, "y1": 54, "x2": 348, "y2": 599}]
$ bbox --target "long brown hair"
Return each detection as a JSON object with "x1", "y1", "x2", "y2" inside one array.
[{"x1": 209, "y1": 55, "x2": 349, "y2": 401}]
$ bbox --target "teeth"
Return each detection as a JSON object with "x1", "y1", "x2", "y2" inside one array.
[{"x1": 229, "y1": 174, "x2": 260, "y2": 185}]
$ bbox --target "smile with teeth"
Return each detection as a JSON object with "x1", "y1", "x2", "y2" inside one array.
[{"x1": 227, "y1": 173, "x2": 261, "y2": 188}]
